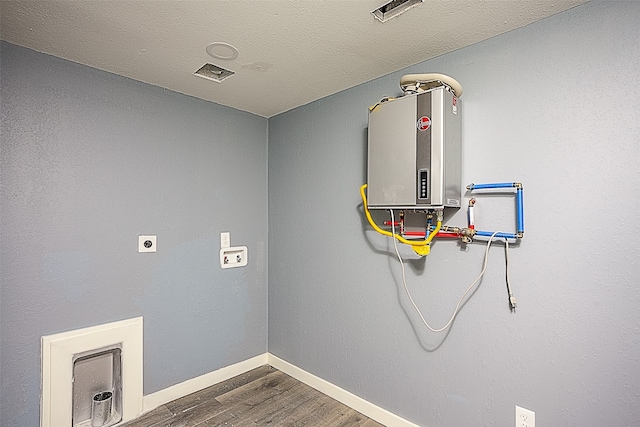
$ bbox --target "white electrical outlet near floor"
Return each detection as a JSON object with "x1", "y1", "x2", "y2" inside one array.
[{"x1": 515, "y1": 406, "x2": 535, "y2": 427}]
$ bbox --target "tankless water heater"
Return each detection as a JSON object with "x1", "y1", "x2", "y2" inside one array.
[{"x1": 367, "y1": 78, "x2": 462, "y2": 211}]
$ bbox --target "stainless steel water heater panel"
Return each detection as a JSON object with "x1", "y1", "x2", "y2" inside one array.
[{"x1": 367, "y1": 87, "x2": 461, "y2": 210}]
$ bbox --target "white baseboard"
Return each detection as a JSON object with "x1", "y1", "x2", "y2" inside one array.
[
  {"x1": 267, "y1": 354, "x2": 419, "y2": 427},
  {"x1": 142, "y1": 353, "x2": 268, "y2": 412},
  {"x1": 141, "y1": 352, "x2": 417, "y2": 427}
]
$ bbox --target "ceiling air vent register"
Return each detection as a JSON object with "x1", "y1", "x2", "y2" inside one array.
[
  {"x1": 194, "y1": 63, "x2": 235, "y2": 83},
  {"x1": 372, "y1": 0, "x2": 424, "y2": 22}
]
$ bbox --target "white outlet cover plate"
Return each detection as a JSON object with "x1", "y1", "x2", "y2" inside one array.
[
  {"x1": 220, "y1": 246, "x2": 247, "y2": 269},
  {"x1": 515, "y1": 405, "x2": 535, "y2": 427},
  {"x1": 138, "y1": 235, "x2": 157, "y2": 253}
]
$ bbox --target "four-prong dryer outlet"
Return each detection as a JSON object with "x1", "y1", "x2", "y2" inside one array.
[{"x1": 138, "y1": 235, "x2": 157, "y2": 253}]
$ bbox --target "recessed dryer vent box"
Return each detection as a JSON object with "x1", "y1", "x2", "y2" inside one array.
[{"x1": 367, "y1": 86, "x2": 462, "y2": 210}]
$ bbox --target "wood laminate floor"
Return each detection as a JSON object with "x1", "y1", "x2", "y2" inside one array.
[{"x1": 120, "y1": 365, "x2": 385, "y2": 427}]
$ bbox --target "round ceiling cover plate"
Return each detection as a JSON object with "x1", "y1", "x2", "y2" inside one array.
[{"x1": 206, "y1": 42, "x2": 238, "y2": 60}]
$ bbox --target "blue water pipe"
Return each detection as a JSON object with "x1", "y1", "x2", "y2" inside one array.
[
  {"x1": 516, "y1": 186, "x2": 524, "y2": 235},
  {"x1": 474, "y1": 230, "x2": 518, "y2": 239},
  {"x1": 466, "y1": 182, "x2": 515, "y2": 190},
  {"x1": 466, "y1": 182, "x2": 525, "y2": 239}
]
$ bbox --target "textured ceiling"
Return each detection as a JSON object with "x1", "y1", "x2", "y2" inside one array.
[{"x1": 0, "y1": 0, "x2": 587, "y2": 117}]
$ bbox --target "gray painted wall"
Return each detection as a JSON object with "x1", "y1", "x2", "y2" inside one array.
[
  {"x1": 268, "y1": 1, "x2": 640, "y2": 426},
  {"x1": 1, "y1": 42, "x2": 268, "y2": 425}
]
